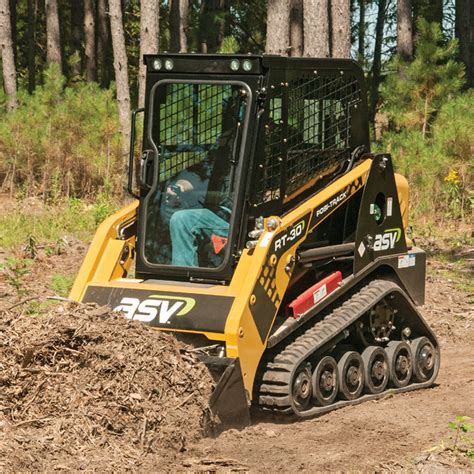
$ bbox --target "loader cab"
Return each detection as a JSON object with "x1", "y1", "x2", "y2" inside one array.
[{"x1": 132, "y1": 54, "x2": 370, "y2": 282}]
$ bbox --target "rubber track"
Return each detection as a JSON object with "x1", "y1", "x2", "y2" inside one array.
[{"x1": 255, "y1": 279, "x2": 439, "y2": 417}]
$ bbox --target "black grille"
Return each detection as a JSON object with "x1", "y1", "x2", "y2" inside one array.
[
  {"x1": 286, "y1": 73, "x2": 361, "y2": 196},
  {"x1": 257, "y1": 97, "x2": 283, "y2": 203},
  {"x1": 254, "y1": 72, "x2": 362, "y2": 206}
]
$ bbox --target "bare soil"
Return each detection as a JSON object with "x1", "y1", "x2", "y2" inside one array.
[{"x1": 0, "y1": 238, "x2": 473, "y2": 472}]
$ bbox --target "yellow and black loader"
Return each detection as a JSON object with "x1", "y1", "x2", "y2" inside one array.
[{"x1": 70, "y1": 54, "x2": 440, "y2": 427}]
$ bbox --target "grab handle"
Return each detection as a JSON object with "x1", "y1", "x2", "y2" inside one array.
[{"x1": 127, "y1": 108, "x2": 145, "y2": 198}]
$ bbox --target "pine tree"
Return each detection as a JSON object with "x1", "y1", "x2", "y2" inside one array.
[
  {"x1": 382, "y1": 19, "x2": 465, "y2": 138},
  {"x1": 170, "y1": 0, "x2": 188, "y2": 53},
  {"x1": 397, "y1": 0, "x2": 413, "y2": 61},
  {"x1": 290, "y1": 0, "x2": 303, "y2": 56},
  {"x1": 97, "y1": 0, "x2": 113, "y2": 88},
  {"x1": 109, "y1": 0, "x2": 131, "y2": 157},
  {"x1": 331, "y1": 0, "x2": 351, "y2": 58},
  {"x1": 266, "y1": 0, "x2": 291, "y2": 55},
  {"x1": 45, "y1": 0, "x2": 62, "y2": 71},
  {"x1": 0, "y1": 0, "x2": 17, "y2": 111},
  {"x1": 455, "y1": 0, "x2": 474, "y2": 88},
  {"x1": 139, "y1": 0, "x2": 159, "y2": 107},
  {"x1": 26, "y1": 0, "x2": 36, "y2": 92},
  {"x1": 304, "y1": 0, "x2": 330, "y2": 57},
  {"x1": 84, "y1": 0, "x2": 97, "y2": 82},
  {"x1": 370, "y1": 0, "x2": 387, "y2": 122}
]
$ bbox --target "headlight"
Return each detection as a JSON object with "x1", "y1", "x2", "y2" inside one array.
[
  {"x1": 153, "y1": 59, "x2": 162, "y2": 71},
  {"x1": 230, "y1": 59, "x2": 240, "y2": 71},
  {"x1": 164, "y1": 59, "x2": 174, "y2": 71},
  {"x1": 242, "y1": 60, "x2": 253, "y2": 72}
]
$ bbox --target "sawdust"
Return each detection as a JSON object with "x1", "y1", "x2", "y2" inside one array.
[{"x1": 0, "y1": 302, "x2": 214, "y2": 471}]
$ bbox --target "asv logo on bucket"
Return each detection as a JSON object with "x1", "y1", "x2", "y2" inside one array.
[
  {"x1": 373, "y1": 228, "x2": 402, "y2": 252},
  {"x1": 113, "y1": 295, "x2": 195, "y2": 324}
]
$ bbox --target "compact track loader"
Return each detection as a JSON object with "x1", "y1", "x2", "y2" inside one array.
[{"x1": 70, "y1": 54, "x2": 440, "y2": 427}]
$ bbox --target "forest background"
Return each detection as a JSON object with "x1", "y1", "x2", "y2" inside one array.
[{"x1": 0, "y1": 0, "x2": 472, "y2": 250}]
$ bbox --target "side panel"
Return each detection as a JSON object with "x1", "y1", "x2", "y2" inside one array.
[
  {"x1": 354, "y1": 154, "x2": 408, "y2": 274},
  {"x1": 224, "y1": 159, "x2": 372, "y2": 398}
]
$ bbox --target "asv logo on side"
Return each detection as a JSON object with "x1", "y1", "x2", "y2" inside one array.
[
  {"x1": 373, "y1": 228, "x2": 402, "y2": 252},
  {"x1": 113, "y1": 295, "x2": 195, "y2": 324}
]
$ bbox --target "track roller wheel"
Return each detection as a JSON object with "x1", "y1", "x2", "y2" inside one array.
[
  {"x1": 386, "y1": 341, "x2": 413, "y2": 388},
  {"x1": 337, "y1": 352, "x2": 364, "y2": 400},
  {"x1": 361, "y1": 346, "x2": 389, "y2": 394},
  {"x1": 292, "y1": 363, "x2": 312, "y2": 411},
  {"x1": 411, "y1": 337, "x2": 438, "y2": 382},
  {"x1": 312, "y1": 356, "x2": 339, "y2": 406}
]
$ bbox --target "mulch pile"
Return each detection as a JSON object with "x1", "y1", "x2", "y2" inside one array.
[{"x1": 0, "y1": 302, "x2": 215, "y2": 471}]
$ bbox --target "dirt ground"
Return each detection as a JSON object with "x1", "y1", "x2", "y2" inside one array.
[{"x1": 1, "y1": 236, "x2": 473, "y2": 472}]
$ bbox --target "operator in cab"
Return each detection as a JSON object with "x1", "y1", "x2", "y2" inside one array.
[{"x1": 164, "y1": 127, "x2": 235, "y2": 267}]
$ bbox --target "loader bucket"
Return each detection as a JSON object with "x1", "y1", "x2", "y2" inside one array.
[{"x1": 202, "y1": 356, "x2": 251, "y2": 430}]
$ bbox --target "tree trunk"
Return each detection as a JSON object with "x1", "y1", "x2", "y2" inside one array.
[
  {"x1": 304, "y1": 0, "x2": 330, "y2": 57},
  {"x1": 455, "y1": 0, "x2": 474, "y2": 88},
  {"x1": 357, "y1": 0, "x2": 365, "y2": 61},
  {"x1": 170, "y1": 0, "x2": 188, "y2": 53},
  {"x1": 331, "y1": 0, "x2": 351, "y2": 58},
  {"x1": 369, "y1": 0, "x2": 387, "y2": 123},
  {"x1": 290, "y1": 0, "x2": 304, "y2": 56},
  {"x1": 109, "y1": 0, "x2": 131, "y2": 157},
  {"x1": 71, "y1": 0, "x2": 83, "y2": 77},
  {"x1": 9, "y1": 0, "x2": 16, "y2": 64},
  {"x1": 199, "y1": 0, "x2": 226, "y2": 53},
  {"x1": 84, "y1": 0, "x2": 97, "y2": 81},
  {"x1": 397, "y1": 0, "x2": 413, "y2": 60},
  {"x1": 27, "y1": 0, "x2": 36, "y2": 93},
  {"x1": 0, "y1": 0, "x2": 17, "y2": 111},
  {"x1": 97, "y1": 0, "x2": 113, "y2": 87},
  {"x1": 139, "y1": 0, "x2": 159, "y2": 107},
  {"x1": 422, "y1": 95, "x2": 429, "y2": 139},
  {"x1": 179, "y1": 0, "x2": 189, "y2": 51},
  {"x1": 45, "y1": 0, "x2": 62, "y2": 71},
  {"x1": 266, "y1": 0, "x2": 291, "y2": 55}
]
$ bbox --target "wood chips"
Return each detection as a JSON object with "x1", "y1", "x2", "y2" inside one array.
[{"x1": 0, "y1": 302, "x2": 214, "y2": 471}]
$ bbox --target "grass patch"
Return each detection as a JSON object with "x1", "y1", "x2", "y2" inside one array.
[
  {"x1": 0, "y1": 196, "x2": 119, "y2": 249},
  {"x1": 50, "y1": 273, "x2": 76, "y2": 297}
]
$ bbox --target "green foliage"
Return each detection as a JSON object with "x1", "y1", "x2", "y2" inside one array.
[
  {"x1": 382, "y1": 19, "x2": 465, "y2": 136},
  {"x1": 448, "y1": 416, "x2": 473, "y2": 453},
  {"x1": 0, "y1": 65, "x2": 123, "y2": 200},
  {"x1": 219, "y1": 36, "x2": 240, "y2": 54},
  {"x1": 50, "y1": 273, "x2": 76, "y2": 297},
  {"x1": 377, "y1": 20, "x2": 473, "y2": 223},
  {"x1": 23, "y1": 234, "x2": 39, "y2": 259},
  {"x1": 448, "y1": 416, "x2": 473, "y2": 433},
  {"x1": 93, "y1": 189, "x2": 118, "y2": 224},
  {"x1": 1, "y1": 256, "x2": 33, "y2": 299}
]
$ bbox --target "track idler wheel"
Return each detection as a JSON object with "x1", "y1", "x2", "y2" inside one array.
[
  {"x1": 411, "y1": 337, "x2": 438, "y2": 382},
  {"x1": 386, "y1": 341, "x2": 413, "y2": 387},
  {"x1": 312, "y1": 356, "x2": 339, "y2": 406},
  {"x1": 361, "y1": 346, "x2": 389, "y2": 394},
  {"x1": 337, "y1": 352, "x2": 364, "y2": 400},
  {"x1": 292, "y1": 363, "x2": 312, "y2": 411}
]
